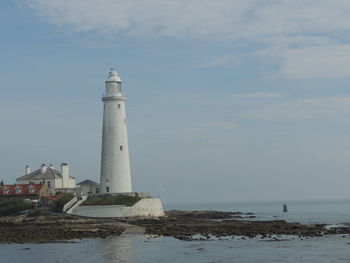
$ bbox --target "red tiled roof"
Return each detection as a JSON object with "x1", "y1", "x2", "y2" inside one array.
[{"x1": 0, "y1": 184, "x2": 43, "y2": 196}]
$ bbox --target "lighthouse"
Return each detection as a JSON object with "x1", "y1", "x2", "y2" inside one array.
[
  {"x1": 68, "y1": 68, "x2": 164, "y2": 217},
  {"x1": 100, "y1": 69, "x2": 132, "y2": 193}
]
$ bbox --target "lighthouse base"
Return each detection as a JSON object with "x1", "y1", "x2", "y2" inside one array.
[{"x1": 70, "y1": 195, "x2": 164, "y2": 218}]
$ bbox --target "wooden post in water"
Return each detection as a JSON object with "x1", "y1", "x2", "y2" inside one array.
[{"x1": 283, "y1": 203, "x2": 288, "y2": 212}]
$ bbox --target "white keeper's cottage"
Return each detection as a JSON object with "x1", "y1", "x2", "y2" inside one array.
[{"x1": 16, "y1": 163, "x2": 76, "y2": 192}]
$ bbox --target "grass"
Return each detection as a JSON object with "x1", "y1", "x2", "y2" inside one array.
[
  {"x1": 81, "y1": 195, "x2": 141, "y2": 207},
  {"x1": 0, "y1": 198, "x2": 35, "y2": 216}
]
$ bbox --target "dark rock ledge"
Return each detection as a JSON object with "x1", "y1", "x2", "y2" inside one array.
[
  {"x1": 0, "y1": 212, "x2": 126, "y2": 244},
  {"x1": 121, "y1": 210, "x2": 350, "y2": 241},
  {"x1": 1, "y1": 210, "x2": 350, "y2": 243}
]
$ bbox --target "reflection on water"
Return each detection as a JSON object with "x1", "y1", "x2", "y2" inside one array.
[
  {"x1": 3, "y1": 201, "x2": 350, "y2": 262},
  {"x1": 101, "y1": 237, "x2": 132, "y2": 263},
  {"x1": 2, "y1": 235, "x2": 350, "y2": 263},
  {"x1": 0, "y1": 237, "x2": 139, "y2": 263}
]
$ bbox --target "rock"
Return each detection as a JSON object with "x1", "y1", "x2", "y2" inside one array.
[
  {"x1": 127, "y1": 210, "x2": 350, "y2": 241},
  {"x1": 0, "y1": 213, "x2": 126, "y2": 243}
]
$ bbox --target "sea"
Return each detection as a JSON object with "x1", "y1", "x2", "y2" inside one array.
[{"x1": 2, "y1": 200, "x2": 350, "y2": 263}]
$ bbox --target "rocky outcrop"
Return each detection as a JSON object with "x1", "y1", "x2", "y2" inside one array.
[
  {"x1": 0, "y1": 212, "x2": 126, "y2": 243},
  {"x1": 123, "y1": 210, "x2": 350, "y2": 241},
  {"x1": 2, "y1": 209, "x2": 350, "y2": 243}
]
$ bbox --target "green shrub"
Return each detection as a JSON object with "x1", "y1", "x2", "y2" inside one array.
[
  {"x1": 81, "y1": 195, "x2": 141, "y2": 207},
  {"x1": 0, "y1": 198, "x2": 35, "y2": 216},
  {"x1": 51, "y1": 193, "x2": 75, "y2": 212}
]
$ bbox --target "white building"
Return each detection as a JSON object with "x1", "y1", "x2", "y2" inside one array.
[
  {"x1": 100, "y1": 69, "x2": 132, "y2": 193},
  {"x1": 69, "y1": 68, "x2": 165, "y2": 218},
  {"x1": 16, "y1": 163, "x2": 76, "y2": 192},
  {"x1": 77, "y1": 179, "x2": 100, "y2": 195}
]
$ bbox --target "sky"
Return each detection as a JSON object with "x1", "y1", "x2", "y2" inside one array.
[{"x1": 2, "y1": 0, "x2": 350, "y2": 203}]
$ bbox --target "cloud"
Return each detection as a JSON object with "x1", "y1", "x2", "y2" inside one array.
[
  {"x1": 281, "y1": 46, "x2": 350, "y2": 79},
  {"x1": 246, "y1": 1, "x2": 350, "y2": 37},
  {"x1": 183, "y1": 121, "x2": 237, "y2": 131},
  {"x1": 202, "y1": 121, "x2": 237, "y2": 129},
  {"x1": 241, "y1": 96, "x2": 350, "y2": 121},
  {"x1": 177, "y1": 121, "x2": 237, "y2": 142},
  {"x1": 24, "y1": 0, "x2": 255, "y2": 40},
  {"x1": 199, "y1": 54, "x2": 250, "y2": 68},
  {"x1": 24, "y1": 0, "x2": 350, "y2": 79},
  {"x1": 24, "y1": 0, "x2": 350, "y2": 41},
  {"x1": 230, "y1": 92, "x2": 281, "y2": 99},
  {"x1": 204, "y1": 44, "x2": 350, "y2": 79},
  {"x1": 254, "y1": 45, "x2": 350, "y2": 79}
]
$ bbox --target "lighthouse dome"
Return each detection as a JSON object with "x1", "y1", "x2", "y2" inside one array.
[{"x1": 106, "y1": 68, "x2": 122, "y2": 82}]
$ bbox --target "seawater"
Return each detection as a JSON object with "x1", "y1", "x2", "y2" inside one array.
[
  {"x1": 2, "y1": 200, "x2": 350, "y2": 263},
  {"x1": 166, "y1": 199, "x2": 350, "y2": 224}
]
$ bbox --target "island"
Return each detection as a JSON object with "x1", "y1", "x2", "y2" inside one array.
[{"x1": 1, "y1": 209, "x2": 350, "y2": 243}]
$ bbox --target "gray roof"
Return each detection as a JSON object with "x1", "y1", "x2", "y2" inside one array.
[
  {"x1": 77, "y1": 179, "x2": 99, "y2": 186},
  {"x1": 16, "y1": 168, "x2": 75, "y2": 181}
]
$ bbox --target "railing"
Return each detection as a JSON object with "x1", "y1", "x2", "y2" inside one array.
[{"x1": 102, "y1": 92, "x2": 123, "y2": 97}]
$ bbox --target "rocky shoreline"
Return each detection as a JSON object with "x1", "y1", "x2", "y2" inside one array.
[
  {"x1": 0, "y1": 212, "x2": 126, "y2": 243},
  {"x1": 123, "y1": 210, "x2": 350, "y2": 241},
  {"x1": 1, "y1": 210, "x2": 350, "y2": 243}
]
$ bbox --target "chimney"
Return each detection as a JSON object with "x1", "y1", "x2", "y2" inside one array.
[
  {"x1": 0, "y1": 180, "x2": 3, "y2": 186},
  {"x1": 25, "y1": 165, "x2": 31, "y2": 175},
  {"x1": 41, "y1": 164, "x2": 47, "y2": 174},
  {"x1": 61, "y1": 163, "x2": 69, "y2": 188}
]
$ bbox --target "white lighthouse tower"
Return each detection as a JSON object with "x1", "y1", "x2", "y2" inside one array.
[{"x1": 100, "y1": 68, "x2": 132, "y2": 193}]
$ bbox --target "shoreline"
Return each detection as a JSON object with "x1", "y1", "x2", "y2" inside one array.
[
  {"x1": 0, "y1": 212, "x2": 128, "y2": 244},
  {"x1": 1, "y1": 210, "x2": 350, "y2": 244},
  {"x1": 124, "y1": 210, "x2": 350, "y2": 241}
]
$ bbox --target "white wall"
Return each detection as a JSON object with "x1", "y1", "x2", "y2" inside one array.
[
  {"x1": 100, "y1": 72, "x2": 132, "y2": 194},
  {"x1": 71, "y1": 198, "x2": 164, "y2": 218},
  {"x1": 16, "y1": 177, "x2": 75, "y2": 190},
  {"x1": 55, "y1": 178, "x2": 62, "y2": 188},
  {"x1": 100, "y1": 96, "x2": 132, "y2": 194},
  {"x1": 80, "y1": 185, "x2": 100, "y2": 195},
  {"x1": 62, "y1": 196, "x2": 78, "y2": 213},
  {"x1": 64, "y1": 178, "x2": 76, "y2": 188}
]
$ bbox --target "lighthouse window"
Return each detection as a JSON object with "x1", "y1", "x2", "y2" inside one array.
[
  {"x1": 118, "y1": 104, "x2": 121, "y2": 109},
  {"x1": 120, "y1": 145, "x2": 123, "y2": 151},
  {"x1": 106, "y1": 187, "x2": 109, "y2": 193}
]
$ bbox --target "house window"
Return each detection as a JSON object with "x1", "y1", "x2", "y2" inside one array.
[
  {"x1": 15, "y1": 187, "x2": 21, "y2": 194},
  {"x1": 47, "y1": 181, "x2": 51, "y2": 188},
  {"x1": 3, "y1": 187, "x2": 9, "y2": 195},
  {"x1": 28, "y1": 185, "x2": 35, "y2": 194},
  {"x1": 118, "y1": 104, "x2": 121, "y2": 109},
  {"x1": 120, "y1": 145, "x2": 123, "y2": 151},
  {"x1": 106, "y1": 187, "x2": 109, "y2": 193},
  {"x1": 96, "y1": 188, "x2": 99, "y2": 193}
]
